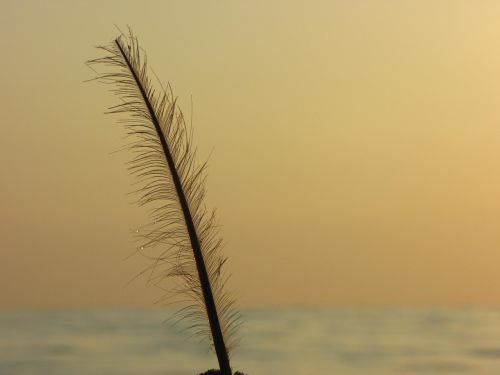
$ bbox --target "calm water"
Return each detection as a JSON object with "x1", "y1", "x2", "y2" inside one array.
[{"x1": 1, "y1": 308, "x2": 500, "y2": 375}]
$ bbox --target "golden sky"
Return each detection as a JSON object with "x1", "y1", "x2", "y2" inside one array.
[{"x1": 2, "y1": 0, "x2": 500, "y2": 307}]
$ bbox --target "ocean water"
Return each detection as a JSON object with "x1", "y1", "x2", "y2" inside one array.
[{"x1": 1, "y1": 308, "x2": 500, "y2": 375}]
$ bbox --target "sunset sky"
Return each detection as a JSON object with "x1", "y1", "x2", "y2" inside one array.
[{"x1": 2, "y1": 0, "x2": 500, "y2": 307}]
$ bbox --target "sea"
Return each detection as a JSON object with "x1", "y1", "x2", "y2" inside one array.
[{"x1": 1, "y1": 307, "x2": 500, "y2": 375}]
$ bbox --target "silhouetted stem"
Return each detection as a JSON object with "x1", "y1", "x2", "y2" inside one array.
[{"x1": 115, "y1": 38, "x2": 232, "y2": 375}]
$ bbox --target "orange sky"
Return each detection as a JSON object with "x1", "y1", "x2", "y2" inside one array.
[{"x1": 2, "y1": 0, "x2": 500, "y2": 307}]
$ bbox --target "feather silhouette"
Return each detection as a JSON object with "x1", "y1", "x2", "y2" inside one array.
[{"x1": 87, "y1": 29, "x2": 241, "y2": 375}]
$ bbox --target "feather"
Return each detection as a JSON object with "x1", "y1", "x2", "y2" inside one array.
[{"x1": 87, "y1": 29, "x2": 241, "y2": 375}]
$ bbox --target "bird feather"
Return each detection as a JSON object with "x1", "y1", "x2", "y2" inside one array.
[{"x1": 87, "y1": 29, "x2": 241, "y2": 375}]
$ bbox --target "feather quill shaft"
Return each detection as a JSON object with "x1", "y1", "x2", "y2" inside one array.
[
  {"x1": 114, "y1": 39, "x2": 231, "y2": 375},
  {"x1": 88, "y1": 30, "x2": 239, "y2": 375}
]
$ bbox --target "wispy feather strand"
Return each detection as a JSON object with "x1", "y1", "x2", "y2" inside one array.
[{"x1": 87, "y1": 30, "x2": 241, "y2": 375}]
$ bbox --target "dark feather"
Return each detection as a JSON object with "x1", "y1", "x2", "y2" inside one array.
[{"x1": 87, "y1": 28, "x2": 241, "y2": 375}]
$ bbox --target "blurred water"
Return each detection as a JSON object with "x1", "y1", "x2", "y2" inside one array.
[{"x1": 1, "y1": 308, "x2": 500, "y2": 375}]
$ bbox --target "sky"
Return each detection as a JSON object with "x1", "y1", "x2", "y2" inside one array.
[{"x1": 2, "y1": 0, "x2": 500, "y2": 307}]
